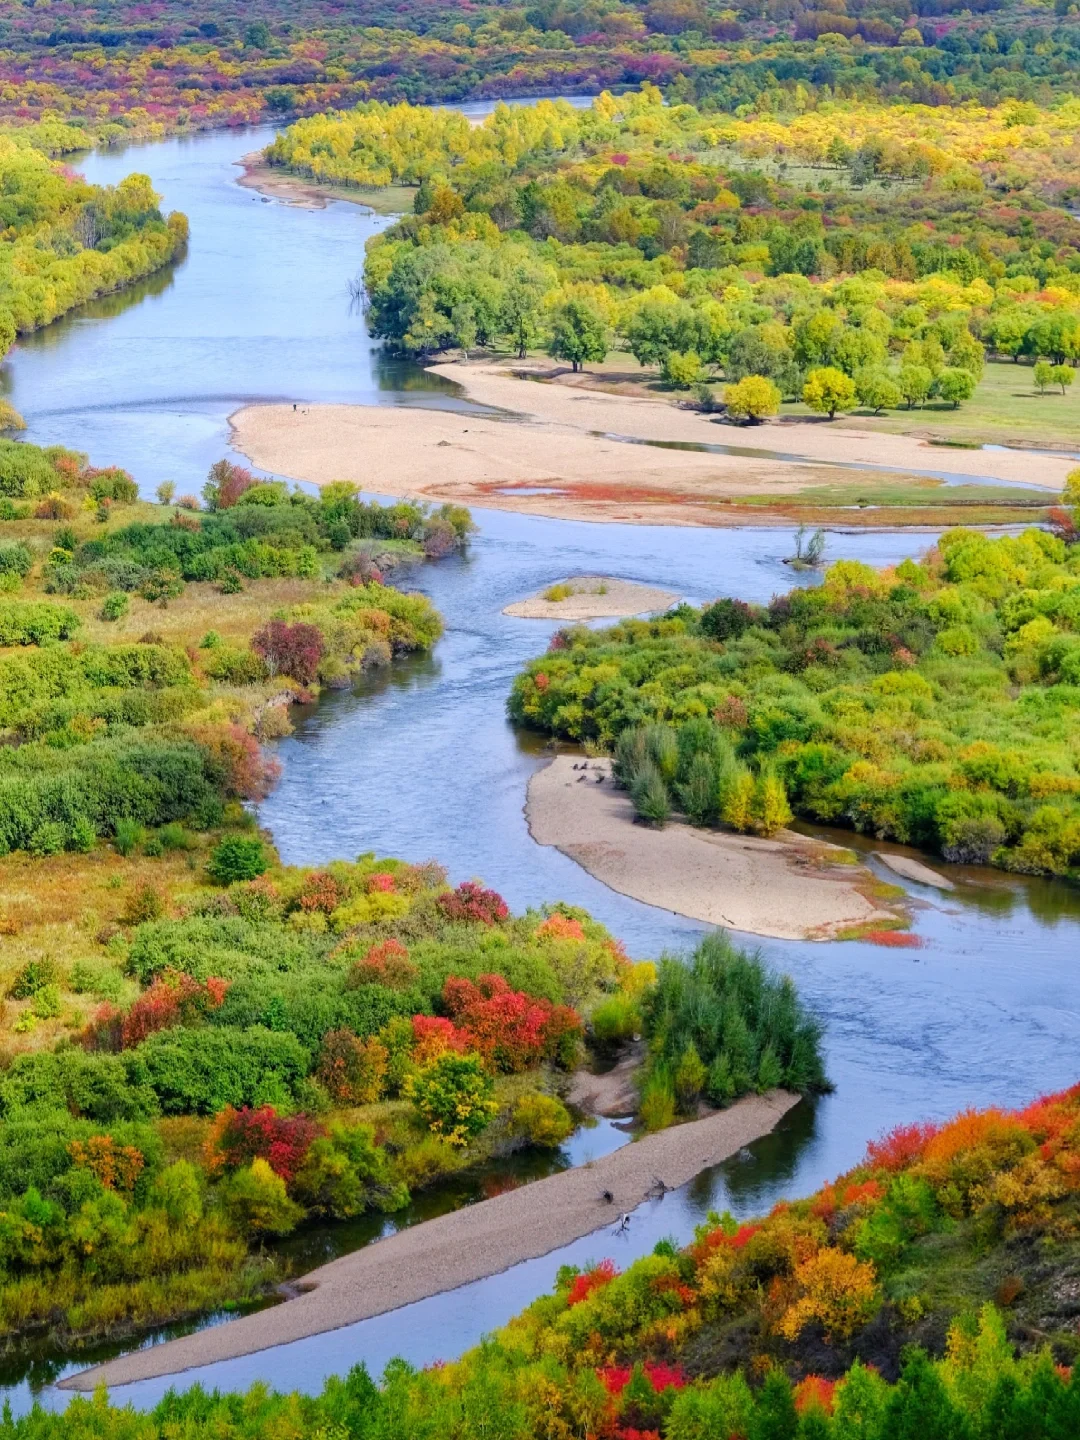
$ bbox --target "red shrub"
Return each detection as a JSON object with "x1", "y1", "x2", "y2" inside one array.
[
  {"x1": 865, "y1": 1121, "x2": 940, "y2": 1172},
  {"x1": 251, "y1": 620, "x2": 325, "y2": 685},
  {"x1": 366, "y1": 872, "x2": 396, "y2": 893},
  {"x1": 642, "y1": 1363, "x2": 686, "y2": 1392},
  {"x1": 535, "y1": 914, "x2": 585, "y2": 942},
  {"x1": 120, "y1": 969, "x2": 230, "y2": 1048},
  {"x1": 298, "y1": 870, "x2": 344, "y2": 914},
  {"x1": 339, "y1": 553, "x2": 384, "y2": 586},
  {"x1": 437, "y1": 881, "x2": 509, "y2": 926},
  {"x1": 411, "y1": 1013, "x2": 471, "y2": 1064},
  {"x1": 188, "y1": 722, "x2": 281, "y2": 801},
  {"x1": 441, "y1": 973, "x2": 581, "y2": 1072},
  {"x1": 349, "y1": 938, "x2": 417, "y2": 990},
  {"x1": 81, "y1": 1003, "x2": 124, "y2": 1053},
  {"x1": 567, "y1": 1258, "x2": 617, "y2": 1306},
  {"x1": 207, "y1": 459, "x2": 257, "y2": 510},
  {"x1": 205, "y1": 1105, "x2": 321, "y2": 1183}
]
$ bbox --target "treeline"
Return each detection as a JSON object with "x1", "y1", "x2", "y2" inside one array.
[
  {"x1": 511, "y1": 528, "x2": 1080, "y2": 878},
  {"x1": 11, "y1": 1084, "x2": 1080, "y2": 1436},
  {"x1": 3, "y1": 0, "x2": 1080, "y2": 136},
  {"x1": 0, "y1": 137, "x2": 187, "y2": 358},
  {"x1": 307, "y1": 92, "x2": 1080, "y2": 418}
]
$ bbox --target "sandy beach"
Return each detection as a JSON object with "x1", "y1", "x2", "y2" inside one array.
[
  {"x1": 229, "y1": 359, "x2": 1068, "y2": 530},
  {"x1": 504, "y1": 576, "x2": 678, "y2": 619},
  {"x1": 527, "y1": 757, "x2": 903, "y2": 941},
  {"x1": 63, "y1": 1089, "x2": 799, "y2": 1391}
]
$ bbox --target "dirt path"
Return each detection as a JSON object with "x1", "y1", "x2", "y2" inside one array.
[{"x1": 63, "y1": 1090, "x2": 800, "y2": 1392}]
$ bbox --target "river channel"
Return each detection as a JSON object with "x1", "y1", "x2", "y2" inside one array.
[{"x1": 2, "y1": 123, "x2": 1080, "y2": 1415}]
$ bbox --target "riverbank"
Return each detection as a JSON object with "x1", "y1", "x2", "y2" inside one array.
[
  {"x1": 235, "y1": 152, "x2": 413, "y2": 213},
  {"x1": 527, "y1": 756, "x2": 904, "y2": 942},
  {"x1": 504, "y1": 575, "x2": 678, "y2": 619},
  {"x1": 228, "y1": 359, "x2": 1066, "y2": 530},
  {"x1": 63, "y1": 1090, "x2": 800, "y2": 1391}
]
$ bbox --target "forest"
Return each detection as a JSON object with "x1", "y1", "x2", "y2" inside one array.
[
  {"x1": 9, "y1": 1082, "x2": 1080, "y2": 1437},
  {"x1": 2, "y1": 0, "x2": 1080, "y2": 135},
  {"x1": 0, "y1": 132, "x2": 187, "y2": 360},
  {"x1": 510, "y1": 526, "x2": 1080, "y2": 879},
  {"x1": 259, "y1": 89, "x2": 1080, "y2": 446}
]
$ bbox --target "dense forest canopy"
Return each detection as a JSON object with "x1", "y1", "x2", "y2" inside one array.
[{"x1": 1, "y1": 0, "x2": 1080, "y2": 134}]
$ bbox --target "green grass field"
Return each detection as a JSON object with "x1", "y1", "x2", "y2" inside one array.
[{"x1": 778, "y1": 359, "x2": 1080, "y2": 448}]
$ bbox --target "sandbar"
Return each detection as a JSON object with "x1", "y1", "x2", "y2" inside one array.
[
  {"x1": 228, "y1": 359, "x2": 1068, "y2": 530},
  {"x1": 63, "y1": 1089, "x2": 799, "y2": 1391},
  {"x1": 504, "y1": 576, "x2": 678, "y2": 619},
  {"x1": 874, "y1": 852, "x2": 956, "y2": 891},
  {"x1": 527, "y1": 756, "x2": 903, "y2": 942}
]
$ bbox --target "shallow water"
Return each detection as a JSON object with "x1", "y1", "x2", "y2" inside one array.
[{"x1": 1, "y1": 124, "x2": 1079, "y2": 1416}]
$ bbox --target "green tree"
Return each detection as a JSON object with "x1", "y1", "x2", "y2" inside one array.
[
  {"x1": 1052, "y1": 364, "x2": 1075, "y2": 395},
  {"x1": 802, "y1": 366, "x2": 857, "y2": 419},
  {"x1": 451, "y1": 303, "x2": 477, "y2": 360},
  {"x1": 1034, "y1": 360, "x2": 1054, "y2": 394},
  {"x1": 724, "y1": 375, "x2": 781, "y2": 423},
  {"x1": 547, "y1": 299, "x2": 607, "y2": 372},
  {"x1": 661, "y1": 350, "x2": 705, "y2": 388},
  {"x1": 501, "y1": 270, "x2": 545, "y2": 358},
  {"x1": 937, "y1": 367, "x2": 977, "y2": 408},
  {"x1": 898, "y1": 364, "x2": 933, "y2": 409},
  {"x1": 855, "y1": 368, "x2": 901, "y2": 414}
]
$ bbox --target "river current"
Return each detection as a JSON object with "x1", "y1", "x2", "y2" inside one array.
[{"x1": 2, "y1": 123, "x2": 1080, "y2": 1414}]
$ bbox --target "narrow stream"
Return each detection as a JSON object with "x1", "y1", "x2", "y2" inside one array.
[{"x1": 2, "y1": 123, "x2": 1079, "y2": 1415}]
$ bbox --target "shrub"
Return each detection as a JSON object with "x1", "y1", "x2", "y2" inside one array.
[
  {"x1": 316, "y1": 1030, "x2": 389, "y2": 1104},
  {"x1": 591, "y1": 993, "x2": 642, "y2": 1045},
  {"x1": 512, "y1": 1092, "x2": 574, "y2": 1148},
  {"x1": 437, "y1": 881, "x2": 509, "y2": 926},
  {"x1": 126, "y1": 1025, "x2": 309, "y2": 1114},
  {"x1": 219, "y1": 1157, "x2": 303, "y2": 1236},
  {"x1": 208, "y1": 837, "x2": 268, "y2": 885},
  {"x1": 251, "y1": 619, "x2": 324, "y2": 685},
  {"x1": 408, "y1": 1052, "x2": 498, "y2": 1146},
  {"x1": 204, "y1": 1104, "x2": 322, "y2": 1182},
  {"x1": 442, "y1": 973, "x2": 582, "y2": 1072},
  {"x1": 100, "y1": 591, "x2": 129, "y2": 621}
]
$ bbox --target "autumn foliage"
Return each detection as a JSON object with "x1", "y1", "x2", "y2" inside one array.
[{"x1": 204, "y1": 1105, "x2": 322, "y2": 1184}]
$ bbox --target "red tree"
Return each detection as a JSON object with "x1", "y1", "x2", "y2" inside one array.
[{"x1": 204, "y1": 1105, "x2": 321, "y2": 1183}]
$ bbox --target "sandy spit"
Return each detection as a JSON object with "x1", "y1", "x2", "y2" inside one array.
[
  {"x1": 504, "y1": 576, "x2": 678, "y2": 620},
  {"x1": 63, "y1": 1091, "x2": 800, "y2": 1392},
  {"x1": 228, "y1": 360, "x2": 1067, "y2": 530},
  {"x1": 527, "y1": 757, "x2": 901, "y2": 942},
  {"x1": 567, "y1": 1041, "x2": 645, "y2": 1117},
  {"x1": 874, "y1": 852, "x2": 956, "y2": 891}
]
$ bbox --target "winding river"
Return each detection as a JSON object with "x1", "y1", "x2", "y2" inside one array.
[{"x1": 3, "y1": 123, "x2": 1080, "y2": 1415}]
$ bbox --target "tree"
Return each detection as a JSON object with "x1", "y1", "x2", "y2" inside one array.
[
  {"x1": 802, "y1": 367, "x2": 857, "y2": 419},
  {"x1": 937, "y1": 367, "x2": 977, "y2": 408},
  {"x1": 854, "y1": 368, "x2": 901, "y2": 414},
  {"x1": 451, "y1": 303, "x2": 477, "y2": 360},
  {"x1": 724, "y1": 375, "x2": 781, "y2": 423},
  {"x1": 897, "y1": 364, "x2": 933, "y2": 409},
  {"x1": 1034, "y1": 360, "x2": 1054, "y2": 394},
  {"x1": 661, "y1": 350, "x2": 705, "y2": 388},
  {"x1": 501, "y1": 270, "x2": 545, "y2": 358},
  {"x1": 155, "y1": 480, "x2": 175, "y2": 505},
  {"x1": 408, "y1": 1052, "x2": 497, "y2": 1146},
  {"x1": 1052, "y1": 364, "x2": 1075, "y2": 395},
  {"x1": 547, "y1": 299, "x2": 607, "y2": 371}
]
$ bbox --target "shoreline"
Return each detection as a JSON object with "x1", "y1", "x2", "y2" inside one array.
[
  {"x1": 228, "y1": 359, "x2": 1067, "y2": 531},
  {"x1": 527, "y1": 756, "x2": 904, "y2": 942},
  {"x1": 234, "y1": 152, "x2": 409, "y2": 213},
  {"x1": 62, "y1": 1090, "x2": 800, "y2": 1391}
]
